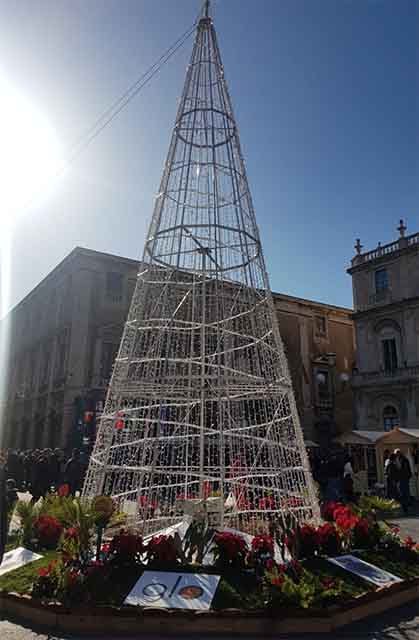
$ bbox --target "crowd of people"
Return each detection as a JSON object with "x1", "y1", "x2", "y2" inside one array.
[
  {"x1": 0, "y1": 445, "x2": 415, "y2": 515},
  {"x1": 309, "y1": 450, "x2": 356, "y2": 503},
  {"x1": 309, "y1": 447, "x2": 414, "y2": 514},
  {"x1": 0, "y1": 448, "x2": 88, "y2": 505}
]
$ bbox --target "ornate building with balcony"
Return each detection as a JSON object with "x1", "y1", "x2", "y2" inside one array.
[
  {"x1": 1, "y1": 247, "x2": 355, "y2": 450},
  {"x1": 348, "y1": 220, "x2": 419, "y2": 432}
]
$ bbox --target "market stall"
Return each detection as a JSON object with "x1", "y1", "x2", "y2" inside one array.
[
  {"x1": 335, "y1": 431, "x2": 387, "y2": 494},
  {"x1": 375, "y1": 428, "x2": 419, "y2": 498}
]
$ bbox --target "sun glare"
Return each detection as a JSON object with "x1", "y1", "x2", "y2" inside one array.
[{"x1": 0, "y1": 71, "x2": 63, "y2": 228}]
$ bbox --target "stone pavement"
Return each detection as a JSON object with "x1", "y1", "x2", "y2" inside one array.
[
  {"x1": 2, "y1": 607, "x2": 419, "y2": 640},
  {"x1": 2, "y1": 511, "x2": 419, "y2": 639}
]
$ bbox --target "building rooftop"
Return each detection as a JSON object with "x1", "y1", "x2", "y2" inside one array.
[
  {"x1": 6, "y1": 245, "x2": 353, "y2": 318},
  {"x1": 348, "y1": 219, "x2": 418, "y2": 273}
]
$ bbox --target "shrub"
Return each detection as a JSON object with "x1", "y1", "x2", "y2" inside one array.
[{"x1": 32, "y1": 561, "x2": 60, "y2": 599}]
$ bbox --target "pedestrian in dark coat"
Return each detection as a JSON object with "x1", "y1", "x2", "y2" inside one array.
[
  {"x1": 395, "y1": 449, "x2": 412, "y2": 515},
  {"x1": 385, "y1": 453, "x2": 399, "y2": 500},
  {"x1": 64, "y1": 449, "x2": 83, "y2": 495}
]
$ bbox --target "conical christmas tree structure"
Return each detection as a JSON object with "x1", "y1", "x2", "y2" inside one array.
[{"x1": 83, "y1": 3, "x2": 320, "y2": 534}]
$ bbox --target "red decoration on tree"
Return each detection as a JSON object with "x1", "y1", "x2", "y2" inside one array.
[{"x1": 115, "y1": 419, "x2": 125, "y2": 430}]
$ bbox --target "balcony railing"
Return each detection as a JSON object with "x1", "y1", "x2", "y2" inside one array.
[
  {"x1": 352, "y1": 232, "x2": 419, "y2": 267},
  {"x1": 352, "y1": 365, "x2": 419, "y2": 387}
]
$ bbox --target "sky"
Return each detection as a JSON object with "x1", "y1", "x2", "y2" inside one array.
[{"x1": 0, "y1": 0, "x2": 418, "y2": 312}]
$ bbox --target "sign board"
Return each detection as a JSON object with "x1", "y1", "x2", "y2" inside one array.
[
  {"x1": 328, "y1": 554, "x2": 402, "y2": 587},
  {"x1": 0, "y1": 547, "x2": 42, "y2": 577},
  {"x1": 124, "y1": 571, "x2": 220, "y2": 610}
]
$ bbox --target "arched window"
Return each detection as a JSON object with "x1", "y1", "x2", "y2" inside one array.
[
  {"x1": 383, "y1": 406, "x2": 399, "y2": 432},
  {"x1": 374, "y1": 319, "x2": 401, "y2": 373}
]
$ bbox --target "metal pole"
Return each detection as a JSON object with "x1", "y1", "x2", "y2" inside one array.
[{"x1": 199, "y1": 249, "x2": 207, "y2": 498}]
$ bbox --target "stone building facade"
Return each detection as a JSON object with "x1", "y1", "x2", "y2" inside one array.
[
  {"x1": 349, "y1": 221, "x2": 419, "y2": 432},
  {"x1": 1, "y1": 247, "x2": 355, "y2": 450},
  {"x1": 1, "y1": 247, "x2": 138, "y2": 451},
  {"x1": 274, "y1": 294, "x2": 354, "y2": 444}
]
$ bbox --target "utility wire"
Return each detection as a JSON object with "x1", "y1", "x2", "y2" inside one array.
[
  {"x1": 66, "y1": 19, "x2": 197, "y2": 165},
  {"x1": 18, "y1": 14, "x2": 199, "y2": 216}
]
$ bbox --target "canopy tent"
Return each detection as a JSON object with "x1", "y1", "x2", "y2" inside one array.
[
  {"x1": 336, "y1": 428, "x2": 419, "y2": 497},
  {"x1": 335, "y1": 430, "x2": 388, "y2": 493},
  {"x1": 374, "y1": 428, "x2": 419, "y2": 496}
]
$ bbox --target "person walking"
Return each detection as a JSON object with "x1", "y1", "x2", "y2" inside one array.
[{"x1": 395, "y1": 449, "x2": 412, "y2": 515}]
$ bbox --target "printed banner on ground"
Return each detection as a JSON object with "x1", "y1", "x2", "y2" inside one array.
[
  {"x1": 328, "y1": 554, "x2": 402, "y2": 587},
  {"x1": 124, "y1": 571, "x2": 220, "y2": 610},
  {"x1": 0, "y1": 547, "x2": 42, "y2": 577}
]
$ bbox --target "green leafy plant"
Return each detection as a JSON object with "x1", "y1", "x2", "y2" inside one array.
[
  {"x1": 358, "y1": 496, "x2": 400, "y2": 516},
  {"x1": 15, "y1": 500, "x2": 38, "y2": 547},
  {"x1": 183, "y1": 520, "x2": 214, "y2": 564}
]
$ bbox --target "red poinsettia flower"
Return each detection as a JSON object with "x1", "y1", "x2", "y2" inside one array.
[
  {"x1": 321, "y1": 576, "x2": 336, "y2": 589},
  {"x1": 214, "y1": 531, "x2": 248, "y2": 562},
  {"x1": 40, "y1": 561, "x2": 57, "y2": 577},
  {"x1": 58, "y1": 484, "x2": 70, "y2": 497},
  {"x1": 404, "y1": 536, "x2": 416, "y2": 549},
  {"x1": 110, "y1": 530, "x2": 145, "y2": 559},
  {"x1": 64, "y1": 526, "x2": 79, "y2": 540},
  {"x1": 271, "y1": 574, "x2": 284, "y2": 588},
  {"x1": 147, "y1": 534, "x2": 180, "y2": 563},
  {"x1": 317, "y1": 522, "x2": 341, "y2": 556},
  {"x1": 251, "y1": 534, "x2": 274, "y2": 555},
  {"x1": 333, "y1": 505, "x2": 359, "y2": 532},
  {"x1": 321, "y1": 501, "x2": 343, "y2": 522},
  {"x1": 355, "y1": 518, "x2": 370, "y2": 536},
  {"x1": 33, "y1": 515, "x2": 63, "y2": 549}
]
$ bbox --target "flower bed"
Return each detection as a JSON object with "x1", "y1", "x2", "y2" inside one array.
[{"x1": 3, "y1": 494, "x2": 418, "y2": 623}]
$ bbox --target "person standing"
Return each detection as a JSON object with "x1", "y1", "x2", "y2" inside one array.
[
  {"x1": 385, "y1": 452, "x2": 398, "y2": 500},
  {"x1": 64, "y1": 449, "x2": 83, "y2": 496},
  {"x1": 395, "y1": 449, "x2": 412, "y2": 515},
  {"x1": 343, "y1": 455, "x2": 355, "y2": 502}
]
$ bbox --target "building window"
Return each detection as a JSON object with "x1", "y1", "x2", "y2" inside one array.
[
  {"x1": 375, "y1": 268, "x2": 389, "y2": 293},
  {"x1": 383, "y1": 405, "x2": 399, "y2": 431},
  {"x1": 106, "y1": 272, "x2": 123, "y2": 303},
  {"x1": 316, "y1": 369, "x2": 332, "y2": 407},
  {"x1": 315, "y1": 316, "x2": 327, "y2": 338},
  {"x1": 382, "y1": 338, "x2": 398, "y2": 372}
]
